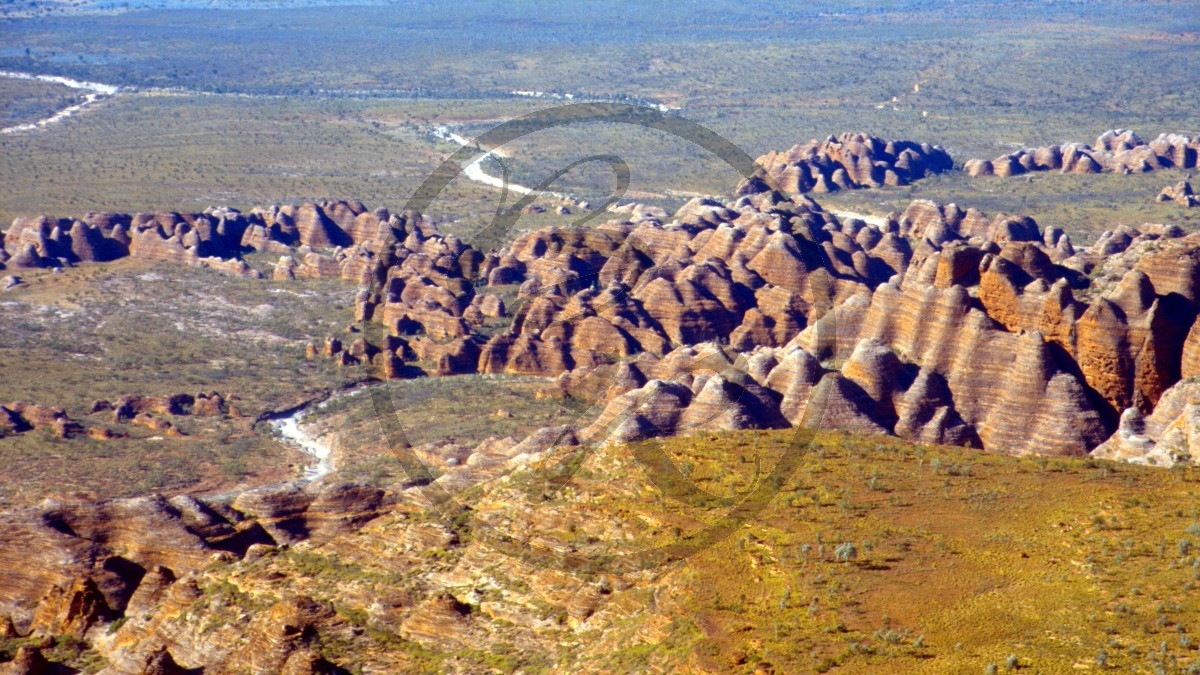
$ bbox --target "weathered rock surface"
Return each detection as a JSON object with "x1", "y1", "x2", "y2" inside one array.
[
  {"x1": 1, "y1": 201, "x2": 443, "y2": 280},
  {"x1": 14, "y1": 183, "x2": 1198, "y2": 464},
  {"x1": 1091, "y1": 380, "x2": 1200, "y2": 466},
  {"x1": 0, "y1": 474, "x2": 394, "y2": 671},
  {"x1": 753, "y1": 133, "x2": 953, "y2": 194},
  {"x1": 1158, "y1": 180, "x2": 1199, "y2": 208},
  {"x1": 300, "y1": 186, "x2": 1200, "y2": 461},
  {"x1": 0, "y1": 402, "x2": 85, "y2": 439},
  {"x1": 968, "y1": 131, "x2": 1200, "y2": 179}
]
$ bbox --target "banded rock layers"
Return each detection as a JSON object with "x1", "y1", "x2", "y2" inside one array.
[
  {"x1": 354, "y1": 185, "x2": 1200, "y2": 461},
  {"x1": 0, "y1": 199, "x2": 426, "y2": 279},
  {"x1": 0, "y1": 478, "x2": 397, "y2": 673},
  {"x1": 1158, "y1": 180, "x2": 1199, "y2": 208},
  {"x1": 11, "y1": 183, "x2": 1200, "y2": 464},
  {"x1": 965, "y1": 130, "x2": 1200, "y2": 177},
  {"x1": 753, "y1": 133, "x2": 953, "y2": 194}
]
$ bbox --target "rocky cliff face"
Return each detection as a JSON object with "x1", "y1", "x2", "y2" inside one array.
[
  {"x1": 343, "y1": 185, "x2": 1200, "y2": 465},
  {"x1": 9, "y1": 184, "x2": 1199, "y2": 464},
  {"x1": 965, "y1": 130, "x2": 1200, "y2": 177},
  {"x1": 753, "y1": 132, "x2": 953, "y2": 194}
]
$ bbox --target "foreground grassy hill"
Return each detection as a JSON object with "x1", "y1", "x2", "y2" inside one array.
[
  {"x1": 317, "y1": 417, "x2": 1200, "y2": 672},
  {"x1": 26, "y1": 423, "x2": 1195, "y2": 674}
]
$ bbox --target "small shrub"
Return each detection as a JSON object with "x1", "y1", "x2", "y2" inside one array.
[{"x1": 834, "y1": 542, "x2": 858, "y2": 562}]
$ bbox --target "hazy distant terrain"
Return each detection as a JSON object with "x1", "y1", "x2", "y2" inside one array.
[{"x1": 1, "y1": 0, "x2": 1198, "y2": 239}]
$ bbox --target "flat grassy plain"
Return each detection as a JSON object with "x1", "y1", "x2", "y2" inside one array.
[
  {"x1": 1, "y1": 1, "x2": 1198, "y2": 243},
  {"x1": 0, "y1": 92, "x2": 589, "y2": 240},
  {"x1": 3, "y1": 86, "x2": 1196, "y2": 248},
  {"x1": 0, "y1": 257, "x2": 365, "y2": 505},
  {"x1": 0, "y1": 76, "x2": 83, "y2": 126},
  {"x1": 0, "y1": 93, "x2": 531, "y2": 228}
]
